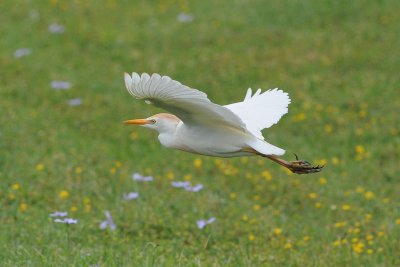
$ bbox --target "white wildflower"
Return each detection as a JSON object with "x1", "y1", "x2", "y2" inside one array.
[
  {"x1": 171, "y1": 181, "x2": 203, "y2": 192},
  {"x1": 100, "y1": 210, "x2": 116, "y2": 230},
  {"x1": 54, "y1": 218, "x2": 78, "y2": 224},
  {"x1": 171, "y1": 181, "x2": 190, "y2": 188},
  {"x1": 177, "y1": 13, "x2": 194, "y2": 23},
  {"x1": 50, "y1": 211, "x2": 68, "y2": 217},
  {"x1": 123, "y1": 192, "x2": 139, "y2": 200},
  {"x1": 67, "y1": 98, "x2": 82, "y2": 106},
  {"x1": 14, "y1": 48, "x2": 32, "y2": 58},
  {"x1": 48, "y1": 23, "x2": 65, "y2": 34},
  {"x1": 51, "y1": 80, "x2": 71, "y2": 90},
  {"x1": 132, "y1": 172, "x2": 153, "y2": 182},
  {"x1": 185, "y1": 184, "x2": 203, "y2": 192},
  {"x1": 197, "y1": 217, "x2": 216, "y2": 229}
]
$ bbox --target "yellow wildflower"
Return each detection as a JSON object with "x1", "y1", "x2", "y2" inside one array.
[
  {"x1": 365, "y1": 213, "x2": 373, "y2": 221},
  {"x1": 314, "y1": 202, "x2": 322, "y2": 208},
  {"x1": 333, "y1": 240, "x2": 341, "y2": 247},
  {"x1": 334, "y1": 221, "x2": 346, "y2": 228},
  {"x1": 293, "y1": 112, "x2": 306, "y2": 122},
  {"x1": 367, "y1": 249, "x2": 373, "y2": 254},
  {"x1": 284, "y1": 242, "x2": 293, "y2": 249},
  {"x1": 316, "y1": 159, "x2": 328, "y2": 166},
  {"x1": 11, "y1": 183, "x2": 20, "y2": 190},
  {"x1": 193, "y1": 158, "x2": 202, "y2": 169},
  {"x1": 308, "y1": 192, "x2": 318, "y2": 199},
  {"x1": 261, "y1": 170, "x2": 272, "y2": 181},
  {"x1": 303, "y1": 236, "x2": 310, "y2": 242},
  {"x1": 253, "y1": 204, "x2": 261, "y2": 211},
  {"x1": 364, "y1": 191, "x2": 375, "y2": 200},
  {"x1": 229, "y1": 192, "x2": 237, "y2": 199},
  {"x1": 352, "y1": 242, "x2": 364, "y2": 253},
  {"x1": 342, "y1": 204, "x2": 351, "y2": 211},
  {"x1": 70, "y1": 206, "x2": 78, "y2": 212},
  {"x1": 355, "y1": 186, "x2": 365, "y2": 193},
  {"x1": 242, "y1": 215, "x2": 249, "y2": 222},
  {"x1": 396, "y1": 218, "x2": 400, "y2": 225},
  {"x1": 166, "y1": 171, "x2": 174, "y2": 180},
  {"x1": 359, "y1": 110, "x2": 367, "y2": 118},
  {"x1": 75, "y1": 167, "x2": 82, "y2": 174},
  {"x1": 324, "y1": 124, "x2": 333, "y2": 134},
  {"x1": 355, "y1": 145, "x2": 365, "y2": 155},
  {"x1": 331, "y1": 157, "x2": 340, "y2": 165},
  {"x1": 366, "y1": 235, "x2": 374, "y2": 241},
  {"x1": 318, "y1": 177, "x2": 327, "y2": 185},
  {"x1": 183, "y1": 174, "x2": 192, "y2": 181},
  {"x1": 248, "y1": 234, "x2": 255, "y2": 241},
  {"x1": 35, "y1": 164, "x2": 45, "y2": 171},
  {"x1": 19, "y1": 203, "x2": 28, "y2": 212},
  {"x1": 59, "y1": 190, "x2": 69, "y2": 200},
  {"x1": 377, "y1": 231, "x2": 384, "y2": 237},
  {"x1": 83, "y1": 197, "x2": 90, "y2": 204},
  {"x1": 273, "y1": 228, "x2": 282, "y2": 236}
]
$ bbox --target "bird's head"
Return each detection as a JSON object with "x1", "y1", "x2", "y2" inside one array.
[{"x1": 124, "y1": 113, "x2": 180, "y2": 133}]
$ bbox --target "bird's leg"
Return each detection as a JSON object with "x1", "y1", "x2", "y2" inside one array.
[{"x1": 264, "y1": 154, "x2": 324, "y2": 174}]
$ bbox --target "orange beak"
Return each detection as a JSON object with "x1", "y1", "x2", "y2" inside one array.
[{"x1": 123, "y1": 119, "x2": 152, "y2": 125}]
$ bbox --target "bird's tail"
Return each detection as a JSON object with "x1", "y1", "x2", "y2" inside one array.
[{"x1": 246, "y1": 138, "x2": 285, "y2": 156}]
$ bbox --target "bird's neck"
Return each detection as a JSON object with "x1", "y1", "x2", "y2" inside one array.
[
  {"x1": 156, "y1": 123, "x2": 180, "y2": 148},
  {"x1": 157, "y1": 131, "x2": 176, "y2": 148}
]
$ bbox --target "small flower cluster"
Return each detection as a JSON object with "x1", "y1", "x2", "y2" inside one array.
[
  {"x1": 171, "y1": 181, "x2": 203, "y2": 192},
  {"x1": 51, "y1": 211, "x2": 77, "y2": 224}
]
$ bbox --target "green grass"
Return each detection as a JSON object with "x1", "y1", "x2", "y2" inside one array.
[{"x1": 1, "y1": 0, "x2": 400, "y2": 266}]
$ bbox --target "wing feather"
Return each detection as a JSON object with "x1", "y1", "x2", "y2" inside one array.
[
  {"x1": 225, "y1": 88, "x2": 291, "y2": 140},
  {"x1": 124, "y1": 73, "x2": 247, "y2": 132}
]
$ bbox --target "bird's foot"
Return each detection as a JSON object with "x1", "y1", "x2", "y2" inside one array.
[{"x1": 288, "y1": 154, "x2": 324, "y2": 174}]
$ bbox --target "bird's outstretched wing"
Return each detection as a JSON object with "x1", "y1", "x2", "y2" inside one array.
[
  {"x1": 224, "y1": 88, "x2": 291, "y2": 140},
  {"x1": 124, "y1": 73, "x2": 247, "y2": 132}
]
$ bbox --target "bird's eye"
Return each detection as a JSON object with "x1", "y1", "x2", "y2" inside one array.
[{"x1": 151, "y1": 119, "x2": 156, "y2": 124}]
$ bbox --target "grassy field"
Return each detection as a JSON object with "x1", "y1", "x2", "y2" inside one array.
[{"x1": 1, "y1": 0, "x2": 400, "y2": 266}]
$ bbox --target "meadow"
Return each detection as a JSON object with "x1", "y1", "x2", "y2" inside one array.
[{"x1": 1, "y1": 0, "x2": 400, "y2": 266}]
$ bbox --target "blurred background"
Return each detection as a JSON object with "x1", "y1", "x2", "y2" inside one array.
[{"x1": 1, "y1": 0, "x2": 399, "y2": 266}]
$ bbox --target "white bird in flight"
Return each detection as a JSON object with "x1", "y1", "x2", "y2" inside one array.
[{"x1": 124, "y1": 73, "x2": 323, "y2": 174}]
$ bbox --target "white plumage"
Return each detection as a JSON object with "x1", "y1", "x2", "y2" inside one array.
[
  {"x1": 225, "y1": 88, "x2": 290, "y2": 140},
  {"x1": 124, "y1": 72, "x2": 323, "y2": 174}
]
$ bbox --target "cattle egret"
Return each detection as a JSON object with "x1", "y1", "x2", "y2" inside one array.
[{"x1": 124, "y1": 73, "x2": 323, "y2": 174}]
